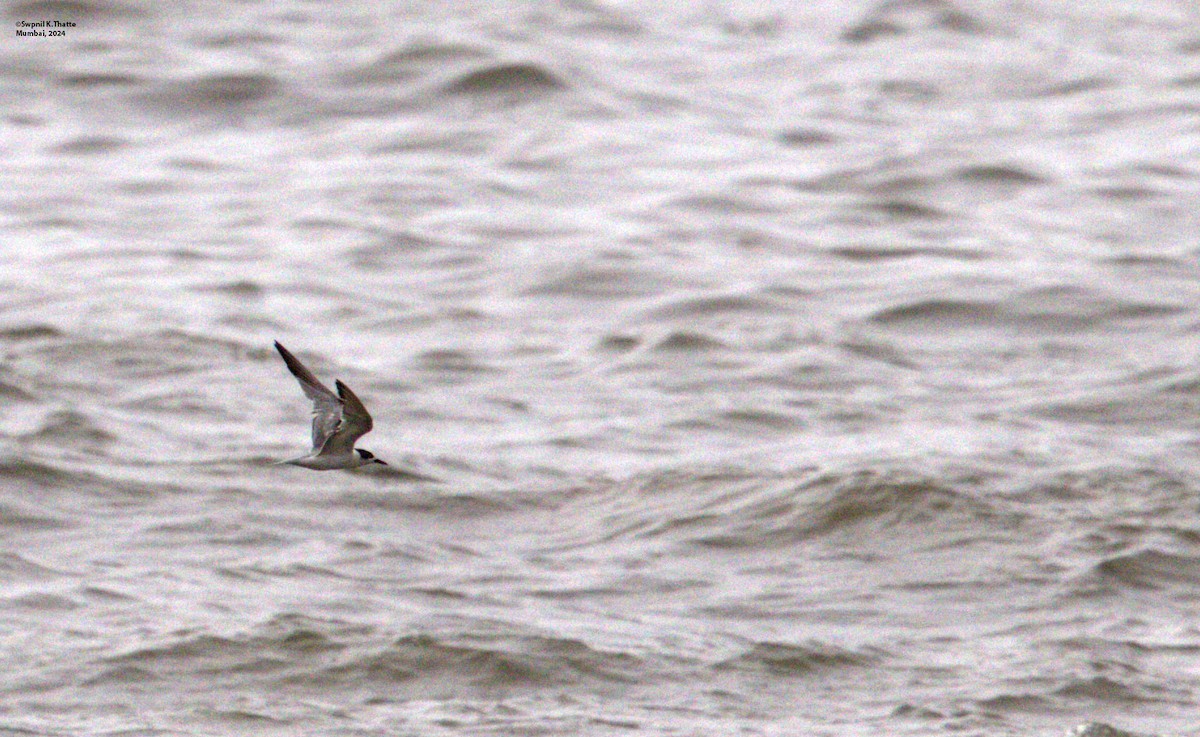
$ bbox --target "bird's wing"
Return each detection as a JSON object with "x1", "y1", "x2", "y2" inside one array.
[
  {"x1": 274, "y1": 341, "x2": 344, "y2": 451},
  {"x1": 318, "y1": 379, "x2": 375, "y2": 455}
]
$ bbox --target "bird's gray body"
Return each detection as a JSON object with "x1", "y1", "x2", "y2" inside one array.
[{"x1": 274, "y1": 341, "x2": 387, "y2": 471}]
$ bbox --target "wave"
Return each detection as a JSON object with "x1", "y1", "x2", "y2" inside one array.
[
  {"x1": 307, "y1": 632, "x2": 643, "y2": 691},
  {"x1": 714, "y1": 638, "x2": 877, "y2": 675},
  {"x1": 94, "y1": 614, "x2": 648, "y2": 694},
  {"x1": 867, "y1": 287, "x2": 1184, "y2": 336},
  {"x1": 539, "y1": 466, "x2": 1013, "y2": 552},
  {"x1": 1085, "y1": 548, "x2": 1200, "y2": 592}
]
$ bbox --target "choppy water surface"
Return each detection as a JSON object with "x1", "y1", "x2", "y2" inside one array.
[{"x1": 3, "y1": 0, "x2": 1200, "y2": 734}]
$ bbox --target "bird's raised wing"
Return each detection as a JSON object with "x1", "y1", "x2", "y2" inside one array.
[
  {"x1": 274, "y1": 341, "x2": 344, "y2": 451},
  {"x1": 318, "y1": 379, "x2": 375, "y2": 455}
]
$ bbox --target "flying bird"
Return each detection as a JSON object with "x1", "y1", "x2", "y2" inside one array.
[{"x1": 273, "y1": 341, "x2": 388, "y2": 470}]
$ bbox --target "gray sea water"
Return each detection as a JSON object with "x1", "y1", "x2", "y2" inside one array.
[{"x1": 3, "y1": 0, "x2": 1200, "y2": 735}]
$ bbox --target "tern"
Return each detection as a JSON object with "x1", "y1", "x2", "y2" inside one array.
[{"x1": 273, "y1": 341, "x2": 388, "y2": 470}]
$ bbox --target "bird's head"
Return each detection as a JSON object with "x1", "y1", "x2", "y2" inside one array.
[{"x1": 356, "y1": 449, "x2": 388, "y2": 466}]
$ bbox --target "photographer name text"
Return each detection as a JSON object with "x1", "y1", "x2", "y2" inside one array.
[{"x1": 16, "y1": 20, "x2": 75, "y2": 37}]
